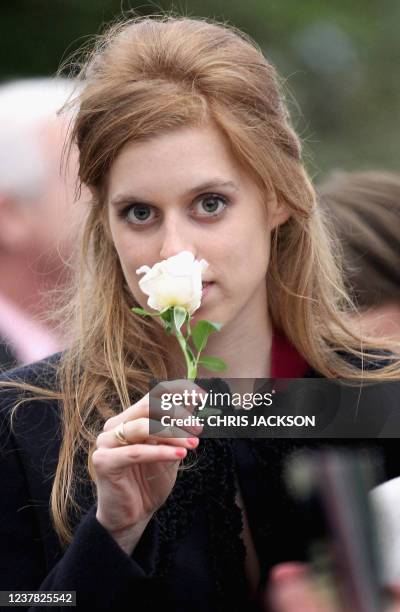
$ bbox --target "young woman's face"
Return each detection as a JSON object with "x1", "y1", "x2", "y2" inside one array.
[{"x1": 106, "y1": 123, "x2": 289, "y2": 329}]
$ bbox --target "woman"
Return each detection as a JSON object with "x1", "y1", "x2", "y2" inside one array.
[{"x1": 0, "y1": 13, "x2": 399, "y2": 612}]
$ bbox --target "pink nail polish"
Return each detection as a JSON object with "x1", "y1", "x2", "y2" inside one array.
[
  {"x1": 270, "y1": 563, "x2": 309, "y2": 582},
  {"x1": 175, "y1": 448, "x2": 187, "y2": 458}
]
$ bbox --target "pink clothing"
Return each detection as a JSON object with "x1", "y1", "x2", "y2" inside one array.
[{"x1": 0, "y1": 292, "x2": 60, "y2": 365}]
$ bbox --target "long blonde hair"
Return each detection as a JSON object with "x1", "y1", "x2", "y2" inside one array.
[{"x1": 2, "y1": 12, "x2": 399, "y2": 549}]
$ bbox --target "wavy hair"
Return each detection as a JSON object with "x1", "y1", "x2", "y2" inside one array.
[{"x1": 2, "y1": 12, "x2": 399, "y2": 549}]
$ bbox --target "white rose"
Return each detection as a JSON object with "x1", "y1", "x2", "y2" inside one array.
[{"x1": 136, "y1": 250, "x2": 209, "y2": 314}]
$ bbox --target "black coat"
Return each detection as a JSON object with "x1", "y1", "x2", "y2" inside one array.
[{"x1": 0, "y1": 353, "x2": 399, "y2": 612}]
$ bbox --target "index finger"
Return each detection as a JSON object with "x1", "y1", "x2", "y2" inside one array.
[
  {"x1": 150, "y1": 379, "x2": 210, "y2": 420},
  {"x1": 102, "y1": 379, "x2": 208, "y2": 434}
]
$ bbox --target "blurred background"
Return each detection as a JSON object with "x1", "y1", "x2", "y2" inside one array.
[{"x1": 2, "y1": 0, "x2": 400, "y2": 179}]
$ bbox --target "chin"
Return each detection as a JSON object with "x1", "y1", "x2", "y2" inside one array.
[{"x1": 194, "y1": 304, "x2": 228, "y2": 328}]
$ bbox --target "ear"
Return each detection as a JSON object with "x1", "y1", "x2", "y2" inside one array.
[
  {"x1": 0, "y1": 195, "x2": 32, "y2": 252},
  {"x1": 266, "y1": 192, "x2": 291, "y2": 231}
]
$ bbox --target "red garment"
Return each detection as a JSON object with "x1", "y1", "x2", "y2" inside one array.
[{"x1": 271, "y1": 328, "x2": 309, "y2": 378}]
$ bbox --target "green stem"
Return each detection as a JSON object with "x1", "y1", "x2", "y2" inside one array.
[
  {"x1": 194, "y1": 349, "x2": 201, "y2": 374},
  {"x1": 185, "y1": 313, "x2": 191, "y2": 342},
  {"x1": 175, "y1": 329, "x2": 197, "y2": 380}
]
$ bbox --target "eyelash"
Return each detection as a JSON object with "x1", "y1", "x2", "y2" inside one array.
[{"x1": 117, "y1": 194, "x2": 230, "y2": 226}]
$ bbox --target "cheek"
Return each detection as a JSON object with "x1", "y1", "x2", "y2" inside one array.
[
  {"x1": 109, "y1": 220, "x2": 139, "y2": 268},
  {"x1": 109, "y1": 227, "x2": 139, "y2": 284},
  {"x1": 109, "y1": 228, "x2": 157, "y2": 304},
  {"x1": 119, "y1": 250, "x2": 143, "y2": 294},
  {"x1": 222, "y1": 224, "x2": 270, "y2": 278},
  {"x1": 247, "y1": 222, "x2": 271, "y2": 267}
]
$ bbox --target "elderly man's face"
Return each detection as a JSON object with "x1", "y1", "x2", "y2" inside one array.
[{"x1": 28, "y1": 122, "x2": 87, "y2": 266}]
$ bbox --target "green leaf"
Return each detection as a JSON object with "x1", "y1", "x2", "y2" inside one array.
[
  {"x1": 160, "y1": 308, "x2": 173, "y2": 325},
  {"x1": 186, "y1": 345, "x2": 196, "y2": 365},
  {"x1": 173, "y1": 306, "x2": 187, "y2": 333},
  {"x1": 163, "y1": 321, "x2": 173, "y2": 334},
  {"x1": 131, "y1": 307, "x2": 152, "y2": 317},
  {"x1": 132, "y1": 306, "x2": 173, "y2": 320},
  {"x1": 192, "y1": 320, "x2": 222, "y2": 352},
  {"x1": 197, "y1": 355, "x2": 227, "y2": 372}
]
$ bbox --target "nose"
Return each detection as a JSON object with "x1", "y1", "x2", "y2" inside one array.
[{"x1": 159, "y1": 219, "x2": 196, "y2": 260}]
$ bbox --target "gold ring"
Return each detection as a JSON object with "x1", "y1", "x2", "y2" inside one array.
[{"x1": 114, "y1": 421, "x2": 130, "y2": 446}]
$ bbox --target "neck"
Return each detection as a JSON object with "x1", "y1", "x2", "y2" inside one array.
[
  {"x1": 162, "y1": 287, "x2": 273, "y2": 380},
  {"x1": 197, "y1": 292, "x2": 273, "y2": 379}
]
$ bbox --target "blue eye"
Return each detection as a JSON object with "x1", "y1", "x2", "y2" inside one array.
[
  {"x1": 118, "y1": 193, "x2": 228, "y2": 227},
  {"x1": 193, "y1": 195, "x2": 228, "y2": 217},
  {"x1": 121, "y1": 204, "x2": 156, "y2": 224}
]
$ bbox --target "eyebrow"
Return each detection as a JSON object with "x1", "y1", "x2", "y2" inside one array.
[{"x1": 110, "y1": 179, "x2": 239, "y2": 207}]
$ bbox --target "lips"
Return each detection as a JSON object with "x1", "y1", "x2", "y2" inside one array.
[{"x1": 201, "y1": 281, "x2": 214, "y2": 298}]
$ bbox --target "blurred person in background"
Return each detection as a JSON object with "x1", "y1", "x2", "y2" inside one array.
[
  {"x1": 266, "y1": 561, "x2": 400, "y2": 611},
  {"x1": 317, "y1": 170, "x2": 400, "y2": 345},
  {"x1": 267, "y1": 170, "x2": 400, "y2": 612},
  {"x1": 0, "y1": 78, "x2": 83, "y2": 370}
]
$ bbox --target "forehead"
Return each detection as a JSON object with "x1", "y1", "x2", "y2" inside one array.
[{"x1": 106, "y1": 123, "x2": 247, "y2": 198}]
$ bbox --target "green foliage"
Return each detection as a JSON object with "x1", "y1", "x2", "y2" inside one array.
[
  {"x1": 197, "y1": 355, "x2": 227, "y2": 372},
  {"x1": 192, "y1": 320, "x2": 222, "y2": 353},
  {"x1": 160, "y1": 308, "x2": 173, "y2": 333},
  {"x1": 131, "y1": 307, "x2": 152, "y2": 316}
]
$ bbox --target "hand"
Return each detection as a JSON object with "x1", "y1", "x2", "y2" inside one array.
[
  {"x1": 265, "y1": 562, "x2": 400, "y2": 612},
  {"x1": 92, "y1": 380, "x2": 205, "y2": 551}
]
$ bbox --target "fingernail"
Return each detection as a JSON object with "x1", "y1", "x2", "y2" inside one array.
[
  {"x1": 175, "y1": 448, "x2": 187, "y2": 458},
  {"x1": 270, "y1": 563, "x2": 308, "y2": 582},
  {"x1": 187, "y1": 437, "x2": 199, "y2": 447}
]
